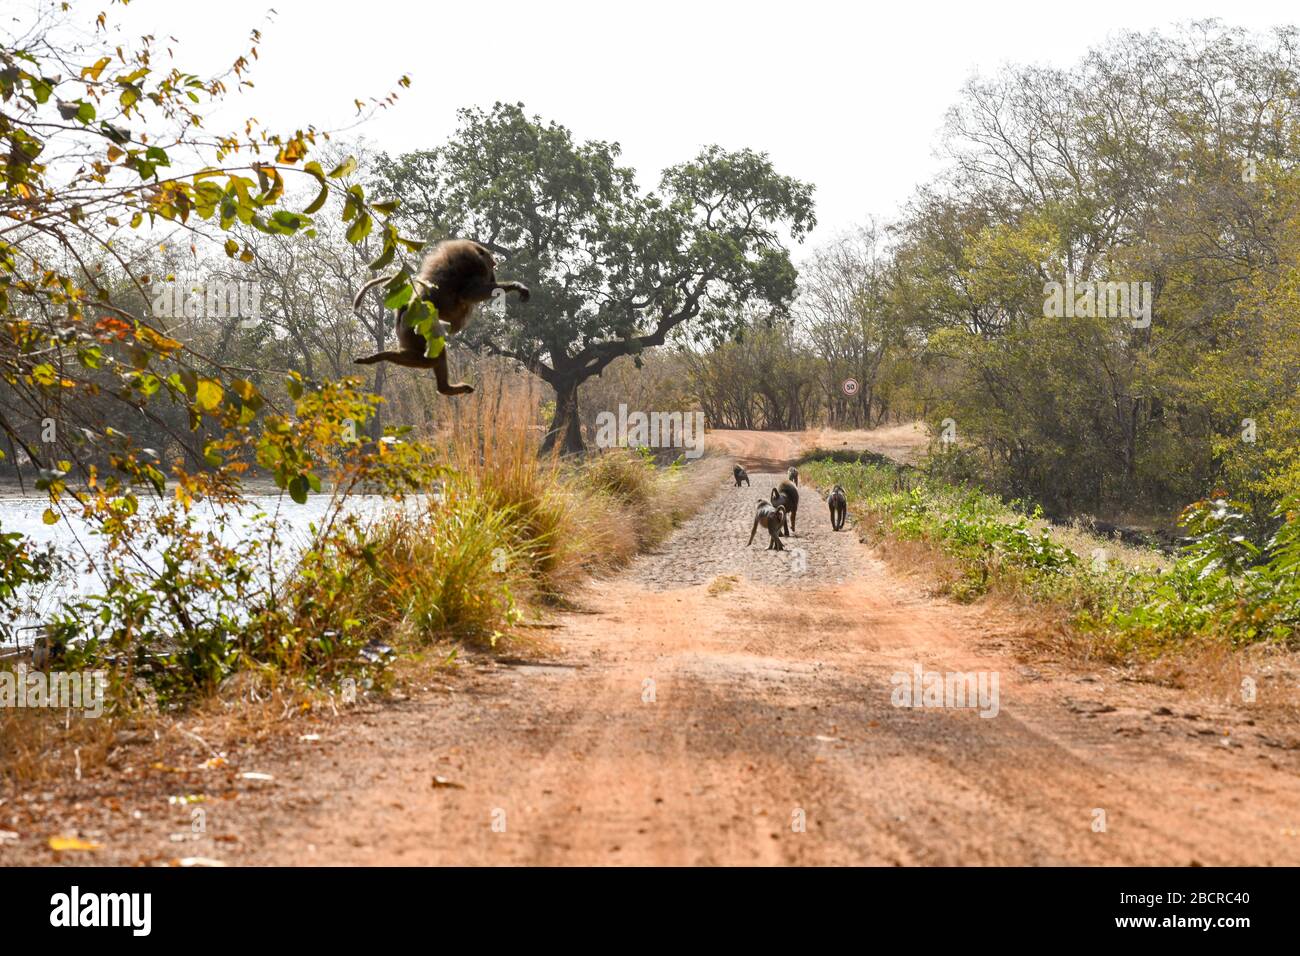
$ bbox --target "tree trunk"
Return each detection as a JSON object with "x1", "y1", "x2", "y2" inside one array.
[
  {"x1": 369, "y1": 361, "x2": 387, "y2": 440},
  {"x1": 367, "y1": 306, "x2": 388, "y2": 441},
  {"x1": 541, "y1": 377, "x2": 585, "y2": 455}
]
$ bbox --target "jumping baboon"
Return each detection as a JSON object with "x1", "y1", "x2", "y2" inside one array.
[
  {"x1": 787, "y1": 466, "x2": 799, "y2": 486},
  {"x1": 353, "y1": 239, "x2": 530, "y2": 395},
  {"x1": 748, "y1": 499, "x2": 787, "y2": 551},
  {"x1": 733, "y1": 465, "x2": 750, "y2": 487},
  {"x1": 828, "y1": 484, "x2": 847, "y2": 531},
  {"x1": 770, "y1": 480, "x2": 799, "y2": 536}
]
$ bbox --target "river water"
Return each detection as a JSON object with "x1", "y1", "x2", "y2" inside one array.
[{"x1": 0, "y1": 493, "x2": 419, "y2": 648}]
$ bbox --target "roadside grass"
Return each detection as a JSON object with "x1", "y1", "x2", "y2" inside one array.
[{"x1": 800, "y1": 453, "x2": 1300, "y2": 662}]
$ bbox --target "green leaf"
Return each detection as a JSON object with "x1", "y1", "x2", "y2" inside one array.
[
  {"x1": 303, "y1": 181, "x2": 328, "y2": 215},
  {"x1": 368, "y1": 240, "x2": 395, "y2": 272},
  {"x1": 269, "y1": 210, "x2": 309, "y2": 234},
  {"x1": 382, "y1": 279, "x2": 413, "y2": 311},
  {"x1": 345, "y1": 213, "x2": 373, "y2": 244},
  {"x1": 327, "y1": 156, "x2": 358, "y2": 179}
]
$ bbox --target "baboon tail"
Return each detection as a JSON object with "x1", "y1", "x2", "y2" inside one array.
[{"x1": 352, "y1": 273, "x2": 394, "y2": 311}]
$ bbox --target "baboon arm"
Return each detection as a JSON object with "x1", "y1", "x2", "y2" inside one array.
[
  {"x1": 748, "y1": 515, "x2": 760, "y2": 546},
  {"x1": 495, "y1": 280, "x2": 530, "y2": 301}
]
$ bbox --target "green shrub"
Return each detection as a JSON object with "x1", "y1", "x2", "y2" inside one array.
[{"x1": 801, "y1": 456, "x2": 1300, "y2": 655}]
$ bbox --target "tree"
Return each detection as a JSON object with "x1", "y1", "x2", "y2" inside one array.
[
  {"x1": 797, "y1": 224, "x2": 909, "y2": 427},
  {"x1": 888, "y1": 22, "x2": 1300, "y2": 516},
  {"x1": 372, "y1": 102, "x2": 815, "y2": 453}
]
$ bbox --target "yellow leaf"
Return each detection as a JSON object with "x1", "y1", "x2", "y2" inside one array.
[
  {"x1": 194, "y1": 379, "x2": 224, "y2": 412},
  {"x1": 81, "y1": 56, "x2": 111, "y2": 81},
  {"x1": 49, "y1": 835, "x2": 102, "y2": 852}
]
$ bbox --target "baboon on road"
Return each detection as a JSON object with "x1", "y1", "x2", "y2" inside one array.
[
  {"x1": 733, "y1": 465, "x2": 750, "y2": 487},
  {"x1": 828, "y1": 484, "x2": 847, "y2": 531},
  {"x1": 749, "y1": 500, "x2": 787, "y2": 551},
  {"x1": 770, "y1": 480, "x2": 799, "y2": 536},
  {"x1": 787, "y1": 466, "x2": 799, "y2": 486}
]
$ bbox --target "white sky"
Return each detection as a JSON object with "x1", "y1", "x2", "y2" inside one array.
[{"x1": 79, "y1": 1, "x2": 1300, "y2": 249}]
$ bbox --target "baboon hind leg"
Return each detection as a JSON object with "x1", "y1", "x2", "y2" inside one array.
[
  {"x1": 431, "y1": 349, "x2": 473, "y2": 396},
  {"x1": 354, "y1": 350, "x2": 439, "y2": 369}
]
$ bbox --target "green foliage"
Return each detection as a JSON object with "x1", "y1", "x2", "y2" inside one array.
[
  {"x1": 0, "y1": 3, "x2": 419, "y2": 573},
  {"x1": 1103, "y1": 496, "x2": 1300, "y2": 651},
  {"x1": 803, "y1": 457, "x2": 1300, "y2": 656},
  {"x1": 0, "y1": 524, "x2": 56, "y2": 634},
  {"x1": 45, "y1": 375, "x2": 444, "y2": 702},
  {"x1": 806, "y1": 458, "x2": 1081, "y2": 602}
]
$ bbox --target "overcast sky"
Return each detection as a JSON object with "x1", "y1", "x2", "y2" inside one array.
[{"x1": 86, "y1": 1, "x2": 1300, "y2": 250}]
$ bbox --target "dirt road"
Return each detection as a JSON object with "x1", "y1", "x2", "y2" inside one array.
[{"x1": 23, "y1": 429, "x2": 1300, "y2": 866}]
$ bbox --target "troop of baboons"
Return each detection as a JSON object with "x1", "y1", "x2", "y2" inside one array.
[{"x1": 739, "y1": 462, "x2": 848, "y2": 550}]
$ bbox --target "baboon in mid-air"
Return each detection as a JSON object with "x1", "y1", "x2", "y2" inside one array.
[
  {"x1": 353, "y1": 239, "x2": 530, "y2": 395},
  {"x1": 770, "y1": 480, "x2": 799, "y2": 535},
  {"x1": 733, "y1": 465, "x2": 750, "y2": 487},
  {"x1": 749, "y1": 499, "x2": 787, "y2": 551},
  {"x1": 787, "y1": 466, "x2": 799, "y2": 486},
  {"x1": 828, "y1": 484, "x2": 848, "y2": 531}
]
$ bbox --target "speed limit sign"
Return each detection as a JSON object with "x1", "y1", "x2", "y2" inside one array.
[{"x1": 842, "y1": 378, "x2": 859, "y2": 397}]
